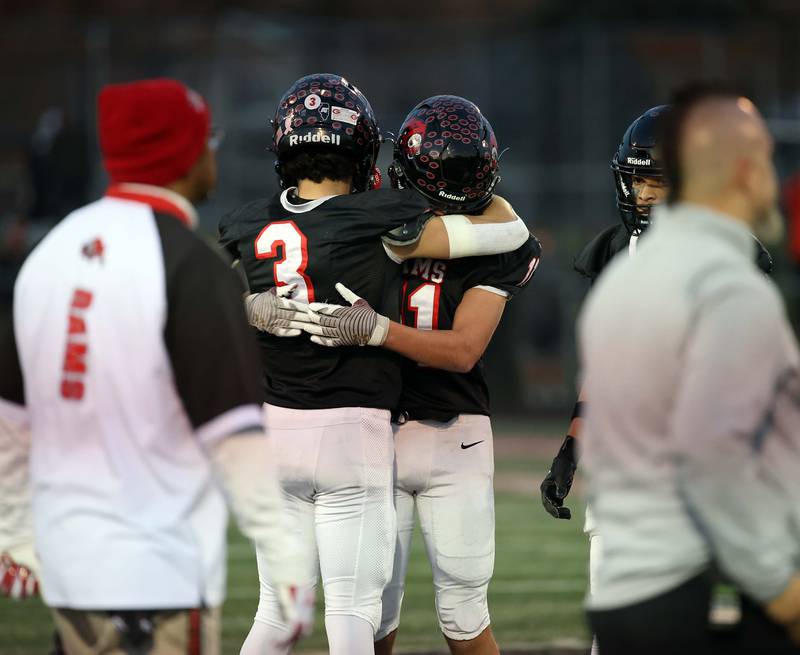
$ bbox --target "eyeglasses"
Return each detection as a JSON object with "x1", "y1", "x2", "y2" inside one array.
[{"x1": 208, "y1": 125, "x2": 225, "y2": 151}]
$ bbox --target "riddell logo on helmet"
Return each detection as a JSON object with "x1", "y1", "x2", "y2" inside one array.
[
  {"x1": 438, "y1": 190, "x2": 467, "y2": 201},
  {"x1": 288, "y1": 133, "x2": 341, "y2": 147},
  {"x1": 626, "y1": 156, "x2": 651, "y2": 166}
]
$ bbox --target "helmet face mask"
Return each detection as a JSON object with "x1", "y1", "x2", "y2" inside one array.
[
  {"x1": 390, "y1": 95, "x2": 500, "y2": 214},
  {"x1": 611, "y1": 104, "x2": 671, "y2": 235},
  {"x1": 272, "y1": 73, "x2": 380, "y2": 193}
]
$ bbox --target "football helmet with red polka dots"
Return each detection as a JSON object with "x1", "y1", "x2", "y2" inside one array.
[
  {"x1": 389, "y1": 95, "x2": 500, "y2": 213},
  {"x1": 272, "y1": 73, "x2": 381, "y2": 192}
]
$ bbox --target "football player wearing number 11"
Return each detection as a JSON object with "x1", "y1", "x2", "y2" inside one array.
[
  {"x1": 219, "y1": 75, "x2": 530, "y2": 655},
  {"x1": 302, "y1": 96, "x2": 542, "y2": 655}
]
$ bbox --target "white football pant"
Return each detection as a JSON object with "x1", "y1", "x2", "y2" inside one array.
[
  {"x1": 585, "y1": 506, "x2": 602, "y2": 655},
  {"x1": 377, "y1": 414, "x2": 495, "y2": 641},
  {"x1": 241, "y1": 404, "x2": 396, "y2": 655}
]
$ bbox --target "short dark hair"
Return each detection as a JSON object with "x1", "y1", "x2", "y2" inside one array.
[
  {"x1": 280, "y1": 148, "x2": 357, "y2": 188},
  {"x1": 660, "y1": 81, "x2": 742, "y2": 205}
]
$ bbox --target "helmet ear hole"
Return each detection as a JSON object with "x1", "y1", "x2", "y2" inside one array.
[
  {"x1": 388, "y1": 161, "x2": 405, "y2": 190},
  {"x1": 274, "y1": 160, "x2": 288, "y2": 190}
]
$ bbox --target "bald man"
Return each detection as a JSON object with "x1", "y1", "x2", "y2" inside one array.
[{"x1": 578, "y1": 85, "x2": 800, "y2": 654}]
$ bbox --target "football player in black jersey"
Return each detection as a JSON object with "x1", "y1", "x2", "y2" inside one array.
[
  {"x1": 538, "y1": 104, "x2": 775, "y2": 655},
  {"x1": 299, "y1": 96, "x2": 541, "y2": 655},
  {"x1": 221, "y1": 75, "x2": 531, "y2": 655}
]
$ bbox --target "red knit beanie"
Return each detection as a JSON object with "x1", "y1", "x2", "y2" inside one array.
[{"x1": 98, "y1": 79, "x2": 211, "y2": 186}]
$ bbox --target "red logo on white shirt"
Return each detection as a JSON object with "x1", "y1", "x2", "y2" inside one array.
[
  {"x1": 82, "y1": 237, "x2": 104, "y2": 263},
  {"x1": 60, "y1": 289, "x2": 93, "y2": 400}
]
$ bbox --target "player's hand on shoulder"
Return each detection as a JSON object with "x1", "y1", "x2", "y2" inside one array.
[
  {"x1": 540, "y1": 435, "x2": 578, "y2": 520},
  {"x1": 0, "y1": 547, "x2": 40, "y2": 600},
  {"x1": 275, "y1": 583, "x2": 316, "y2": 647},
  {"x1": 244, "y1": 284, "x2": 313, "y2": 337},
  {"x1": 302, "y1": 283, "x2": 389, "y2": 347}
]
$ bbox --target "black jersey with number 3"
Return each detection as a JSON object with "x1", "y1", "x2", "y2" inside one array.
[
  {"x1": 398, "y1": 235, "x2": 541, "y2": 421},
  {"x1": 219, "y1": 187, "x2": 434, "y2": 411}
]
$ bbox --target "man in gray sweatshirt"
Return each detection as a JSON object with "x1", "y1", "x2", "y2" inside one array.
[{"x1": 580, "y1": 84, "x2": 800, "y2": 653}]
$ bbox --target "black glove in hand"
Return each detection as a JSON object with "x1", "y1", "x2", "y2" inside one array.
[{"x1": 540, "y1": 435, "x2": 577, "y2": 520}]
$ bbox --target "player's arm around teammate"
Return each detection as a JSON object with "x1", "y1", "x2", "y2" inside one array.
[
  {"x1": 382, "y1": 194, "x2": 529, "y2": 263},
  {"x1": 296, "y1": 96, "x2": 541, "y2": 655},
  {"x1": 383, "y1": 286, "x2": 506, "y2": 372}
]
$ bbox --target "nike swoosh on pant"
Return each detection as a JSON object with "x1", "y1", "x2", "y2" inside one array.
[{"x1": 460, "y1": 440, "x2": 484, "y2": 449}]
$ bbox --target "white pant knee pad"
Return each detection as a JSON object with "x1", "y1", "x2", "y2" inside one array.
[
  {"x1": 375, "y1": 578, "x2": 403, "y2": 640},
  {"x1": 434, "y1": 553, "x2": 492, "y2": 640},
  {"x1": 324, "y1": 577, "x2": 385, "y2": 634},
  {"x1": 435, "y1": 583, "x2": 491, "y2": 640}
]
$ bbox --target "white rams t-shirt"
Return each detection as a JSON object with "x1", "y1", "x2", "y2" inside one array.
[{"x1": 4, "y1": 185, "x2": 264, "y2": 609}]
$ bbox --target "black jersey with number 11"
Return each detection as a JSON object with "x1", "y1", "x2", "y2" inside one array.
[
  {"x1": 398, "y1": 235, "x2": 542, "y2": 421},
  {"x1": 219, "y1": 187, "x2": 433, "y2": 411}
]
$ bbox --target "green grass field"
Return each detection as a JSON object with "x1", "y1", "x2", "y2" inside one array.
[{"x1": 0, "y1": 430, "x2": 591, "y2": 654}]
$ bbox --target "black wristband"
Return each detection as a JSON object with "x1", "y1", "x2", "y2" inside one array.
[{"x1": 570, "y1": 401, "x2": 586, "y2": 421}]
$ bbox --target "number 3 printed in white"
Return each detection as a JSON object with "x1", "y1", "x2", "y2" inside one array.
[{"x1": 254, "y1": 220, "x2": 315, "y2": 303}]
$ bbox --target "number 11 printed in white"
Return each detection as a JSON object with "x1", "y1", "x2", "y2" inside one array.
[{"x1": 407, "y1": 282, "x2": 440, "y2": 330}]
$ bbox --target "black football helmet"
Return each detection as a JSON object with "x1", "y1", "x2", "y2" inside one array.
[
  {"x1": 388, "y1": 95, "x2": 500, "y2": 214},
  {"x1": 611, "y1": 105, "x2": 670, "y2": 234},
  {"x1": 272, "y1": 73, "x2": 381, "y2": 192}
]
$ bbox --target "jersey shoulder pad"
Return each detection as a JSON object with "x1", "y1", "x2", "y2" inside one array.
[
  {"x1": 218, "y1": 197, "x2": 275, "y2": 240},
  {"x1": 573, "y1": 224, "x2": 628, "y2": 281},
  {"x1": 332, "y1": 189, "x2": 430, "y2": 218},
  {"x1": 330, "y1": 188, "x2": 435, "y2": 241},
  {"x1": 218, "y1": 196, "x2": 276, "y2": 257},
  {"x1": 219, "y1": 198, "x2": 280, "y2": 233},
  {"x1": 382, "y1": 213, "x2": 436, "y2": 246},
  {"x1": 468, "y1": 234, "x2": 542, "y2": 298}
]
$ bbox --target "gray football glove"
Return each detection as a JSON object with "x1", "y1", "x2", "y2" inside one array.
[
  {"x1": 303, "y1": 283, "x2": 390, "y2": 347},
  {"x1": 245, "y1": 284, "x2": 313, "y2": 337}
]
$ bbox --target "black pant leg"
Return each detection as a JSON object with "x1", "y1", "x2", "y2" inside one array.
[
  {"x1": 588, "y1": 573, "x2": 714, "y2": 655},
  {"x1": 588, "y1": 573, "x2": 799, "y2": 655},
  {"x1": 736, "y1": 594, "x2": 799, "y2": 654}
]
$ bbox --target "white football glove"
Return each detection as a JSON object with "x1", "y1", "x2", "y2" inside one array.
[
  {"x1": 275, "y1": 582, "x2": 316, "y2": 646},
  {"x1": 303, "y1": 283, "x2": 389, "y2": 347},
  {"x1": 0, "y1": 545, "x2": 40, "y2": 600},
  {"x1": 244, "y1": 284, "x2": 313, "y2": 337}
]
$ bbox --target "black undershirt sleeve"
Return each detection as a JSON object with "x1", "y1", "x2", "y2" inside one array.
[
  {"x1": 156, "y1": 214, "x2": 263, "y2": 433},
  {"x1": 0, "y1": 300, "x2": 24, "y2": 406}
]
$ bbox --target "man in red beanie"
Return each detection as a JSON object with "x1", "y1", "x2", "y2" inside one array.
[
  {"x1": 0, "y1": 78, "x2": 314, "y2": 654},
  {"x1": 98, "y1": 78, "x2": 218, "y2": 213}
]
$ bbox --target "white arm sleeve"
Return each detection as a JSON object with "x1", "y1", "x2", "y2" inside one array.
[
  {"x1": 441, "y1": 214, "x2": 529, "y2": 259},
  {"x1": 209, "y1": 431, "x2": 303, "y2": 586},
  {"x1": 0, "y1": 414, "x2": 40, "y2": 575}
]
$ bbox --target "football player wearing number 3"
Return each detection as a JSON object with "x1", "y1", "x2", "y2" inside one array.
[
  {"x1": 219, "y1": 75, "x2": 531, "y2": 655},
  {"x1": 301, "y1": 96, "x2": 541, "y2": 655}
]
